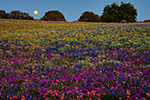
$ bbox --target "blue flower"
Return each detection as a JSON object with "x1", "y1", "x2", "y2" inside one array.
[
  {"x1": 91, "y1": 52, "x2": 96, "y2": 57},
  {"x1": 3, "y1": 40, "x2": 8, "y2": 43},
  {"x1": 9, "y1": 71, "x2": 12, "y2": 74},
  {"x1": 136, "y1": 79, "x2": 141, "y2": 83},
  {"x1": 12, "y1": 51, "x2": 17, "y2": 55},
  {"x1": 88, "y1": 86, "x2": 93, "y2": 91},
  {"x1": 0, "y1": 44, "x2": 3, "y2": 47},
  {"x1": 109, "y1": 89, "x2": 115, "y2": 95},
  {"x1": 42, "y1": 66, "x2": 45, "y2": 71},
  {"x1": 119, "y1": 75, "x2": 123, "y2": 82},
  {"x1": 97, "y1": 76, "x2": 101, "y2": 80},
  {"x1": 14, "y1": 87, "x2": 18, "y2": 91},
  {"x1": 46, "y1": 47, "x2": 51, "y2": 53},
  {"x1": 107, "y1": 72, "x2": 110, "y2": 77},
  {"x1": 29, "y1": 66, "x2": 32, "y2": 70},
  {"x1": 122, "y1": 91, "x2": 126, "y2": 96},
  {"x1": 84, "y1": 84, "x2": 86, "y2": 88},
  {"x1": 32, "y1": 82, "x2": 36, "y2": 85},
  {"x1": 87, "y1": 76, "x2": 92, "y2": 82},
  {"x1": 34, "y1": 65, "x2": 37, "y2": 69},
  {"x1": 125, "y1": 76, "x2": 130, "y2": 83}
]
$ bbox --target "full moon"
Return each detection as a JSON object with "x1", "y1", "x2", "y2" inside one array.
[{"x1": 34, "y1": 10, "x2": 38, "y2": 15}]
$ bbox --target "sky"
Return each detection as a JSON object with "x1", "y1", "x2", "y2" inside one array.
[{"x1": 0, "y1": 0, "x2": 150, "y2": 21}]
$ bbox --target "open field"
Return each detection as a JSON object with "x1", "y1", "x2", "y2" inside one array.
[{"x1": 0, "y1": 20, "x2": 150, "y2": 100}]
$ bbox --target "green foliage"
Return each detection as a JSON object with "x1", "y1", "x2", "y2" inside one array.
[
  {"x1": 0, "y1": 10, "x2": 9, "y2": 19},
  {"x1": 78, "y1": 11, "x2": 100, "y2": 22},
  {"x1": 120, "y1": 2, "x2": 137, "y2": 22},
  {"x1": 100, "y1": 2, "x2": 137, "y2": 22},
  {"x1": 40, "y1": 10, "x2": 66, "y2": 21},
  {"x1": 9, "y1": 10, "x2": 34, "y2": 20},
  {"x1": 144, "y1": 19, "x2": 150, "y2": 22}
]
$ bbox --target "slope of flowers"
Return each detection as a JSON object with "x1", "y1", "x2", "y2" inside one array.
[{"x1": 0, "y1": 21, "x2": 150, "y2": 100}]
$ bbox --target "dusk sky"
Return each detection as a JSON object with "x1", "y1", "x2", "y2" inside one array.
[{"x1": 1, "y1": 0, "x2": 150, "y2": 21}]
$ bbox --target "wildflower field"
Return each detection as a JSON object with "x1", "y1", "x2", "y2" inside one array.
[{"x1": 0, "y1": 21, "x2": 150, "y2": 100}]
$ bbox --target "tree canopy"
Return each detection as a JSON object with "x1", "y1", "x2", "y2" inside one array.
[
  {"x1": 78, "y1": 11, "x2": 100, "y2": 22},
  {"x1": 9, "y1": 10, "x2": 34, "y2": 20},
  {"x1": 100, "y1": 2, "x2": 137, "y2": 22},
  {"x1": 40, "y1": 10, "x2": 66, "y2": 21},
  {"x1": 144, "y1": 19, "x2": 150, "y2": 22},
  {"x1": 0, "y1": 10, "x2": 9, "y2": 19}
]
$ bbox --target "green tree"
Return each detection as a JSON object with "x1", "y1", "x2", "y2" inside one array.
[
  {"x1": 100, "y1": 3, "x2": 120, "y2": 22},
  {"x1": 100, "y1": 2, "x2": 137, "y2": 22},
  {"x1": 9, "y1": 10, "x2": 34, "y2": 20},
  {"x1": 0, "y1": 10, "x2": 9, "y2": 19},
  {"x1": 120, "y1": 2, "x2": 137, "y2": 22},
  {"x1": 40, "y1": 10, "x2": 66, "y2": 21},
  {"x1": 22, "y1": 12, "x2": 34, "y2": 20},
  {"x1": 144, "y1": 19, "x2": 150, "y2": 22},
  {"x1": 78, "y1": 11, "x2": 100, "y2": 22}
]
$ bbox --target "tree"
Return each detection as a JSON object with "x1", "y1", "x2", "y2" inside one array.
[
  {"x1": 40, "y1": 10, "x2": 66, "y2": 21},
  {"x1": 78, "y1": 11, "x2": 100, "y2": 22},
  {"x1": 144, "y1": 19, "x2": 150, "y2": 22},
  {"x1": 9, "y1": 10, "x2": 34, "y2": 20},
  {"x1": 100, "y1": 3, "x2": 120, "y2": 22},
  {"x1": 22, "y1": 12, "x2": 34, "y2": 20},
  {"x1": 120, "y1": 2, "x2": 137, "y2": 22},
  {"x1": 100, "y1": 2, "x2": 137, "y2": 22},
  {"x1": 0, "y1": 10, "x2": 9, "y2": 19}
]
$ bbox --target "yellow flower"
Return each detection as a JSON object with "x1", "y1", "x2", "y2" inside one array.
[
  {"x1": 37, "y1": 45, "x2": 40, "y2": 49},
  {"x1": 41, "y1": 54, "x2": 44, "y2": 57},
  {"x1": 98, "y1": 55, "x2": 101, "y2": 58},
  {"x1": 41, "y1": 49, "x2": 45, "y2": 52}
]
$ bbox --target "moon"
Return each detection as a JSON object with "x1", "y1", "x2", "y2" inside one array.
[{"x1": 34, "y1": 10, "x2": 38, "y2": 15}]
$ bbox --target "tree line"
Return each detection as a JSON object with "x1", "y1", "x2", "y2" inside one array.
[
  {"x1": 0, "y1": 10, "x2": 34, "y2": 20},
  {"x1": 0, "y1": 2, "x2": 149, "y2": 22}
]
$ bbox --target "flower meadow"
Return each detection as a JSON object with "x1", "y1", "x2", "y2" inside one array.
[{"x1": 0, "y1": 21, "x2": 150, "y2": 100}]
